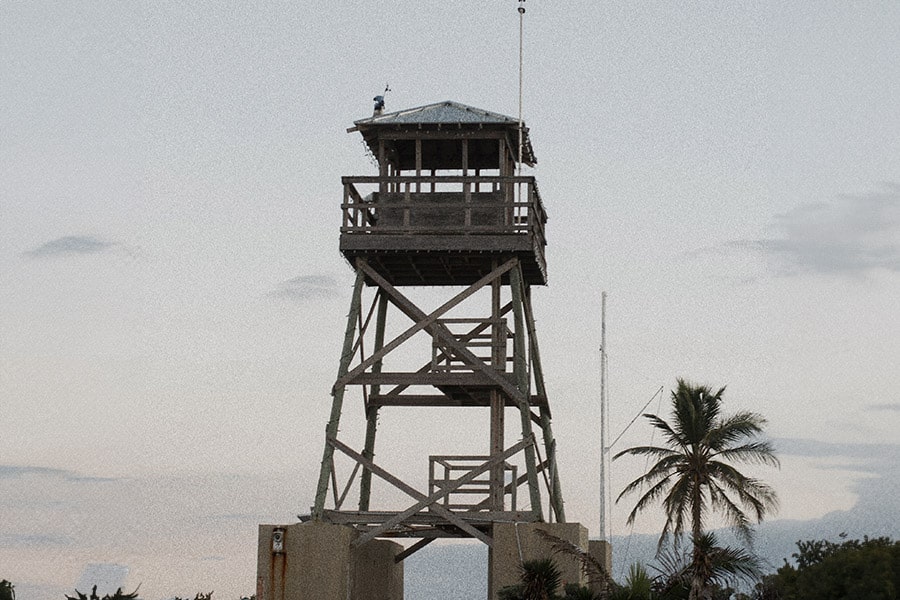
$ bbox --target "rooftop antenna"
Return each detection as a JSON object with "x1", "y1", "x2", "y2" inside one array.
[
  {"x1": 373, "y1": 83, "x2": 391, "y2": 116},
  {"x1": 516, "y1": 0, "x2": 526, "y2": 175}
]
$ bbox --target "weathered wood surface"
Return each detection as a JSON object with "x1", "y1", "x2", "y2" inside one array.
[
  {"x1": 368, "y1": 393, "x2": 548, "y2": 408},
  {"x1": 329, "y1": 435, "x2": 528, "y2": 546}
]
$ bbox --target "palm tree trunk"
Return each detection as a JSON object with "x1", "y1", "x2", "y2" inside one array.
[{"x1": 689, "y1": 477, "x2": 707, "y2": 600}]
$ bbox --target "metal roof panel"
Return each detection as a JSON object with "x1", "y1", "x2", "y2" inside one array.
[{"x1": 354, "y1": 101, "x2": 520, "y2": 126}]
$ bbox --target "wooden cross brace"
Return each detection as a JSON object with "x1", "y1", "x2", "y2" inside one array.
[
  {"x1": 328, "y1": 435, "x2": 535, "y2": 548},
  {"x1": 333, "y1": 257, "x2": 528, "y2": 408}
]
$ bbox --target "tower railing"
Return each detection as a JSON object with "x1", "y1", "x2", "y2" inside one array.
[
  {"x1": 428, "y1": 455, "x2": 518, "y2": 512},
  {"x1": 340, "y1": 175, "x2": 546, "y2": 245}
]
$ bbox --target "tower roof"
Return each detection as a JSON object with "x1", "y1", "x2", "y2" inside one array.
[{"x1": 349, "y1": 100, "x2": 536, "y2": 166}]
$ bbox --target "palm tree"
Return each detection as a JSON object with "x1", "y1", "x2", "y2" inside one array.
[
  {"x1": 498, "y1": 558, "x2": 563, "y2": 600},
  {"x1": 614, "y1": 379, "x2": 779, "y2": 600},
  {"x1": 609, "y1": 564, "x2": 655, "y2": 600}
]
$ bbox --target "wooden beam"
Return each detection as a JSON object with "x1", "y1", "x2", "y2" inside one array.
[
  {"x1": 328, "y1": 436, "x2": 523, "y2": 547},
  {"x1": 347, "y1": 371, "x2": 501, "y2": 387},
  {"x1": 523, "y1": 289, "x2": 565, "y2": 522},
  {"x1": 510, "y1": 263, "x2": 543, "y2": 520},
  {"x1": 378, "y1": 303, "x2": 513, "y2": 399},
  {"x1": 395, "y1": 538, "x2": 434, "y2": 563},
  {"x1": 359, "y1": 292, "x2": 389, "y2": 511},
  {"x1": 472, "y1": 458, "x2": 551, "y2": 510},
  {"x1": 313, "y1": 268, "x2": 366, "y2": 519},
  {"x1": 333, "y1": 257, "x2": 519, "y2": 392},
  {"x1": 357, "y1": 260, "x2": 528, "y2": 407},
  {"x1": 369, "y1": 394, "x2": 548, "y2": 408}
]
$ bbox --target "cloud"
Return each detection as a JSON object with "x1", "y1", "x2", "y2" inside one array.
[
  {"x1": 866, "y1": 402, "x2": 900, "y2": 412},
  {"x1": 731, "y1": 184, "x2": 900, "y2": 276},
  {"x1": 23, "y1": 235, "x2": 118, "y2": 259},
  {"x1": 268, "y1": 274, "x2": 340, "y2": 302},
  {"x1": 773, "y1": 437, "x2": 899, "y2": 467},
  {"x1": 0, "y1": 464, "x2": 122, "y2": 483},
  {"x1": 206, "y1": 513, "x2": 261, "y2": 522},
  {"x1": 0, "y1": 533, "x2": 73, "y2": 549},
  {"x1": 0, "y1": 465, "x2": 68, "y2": 479}
]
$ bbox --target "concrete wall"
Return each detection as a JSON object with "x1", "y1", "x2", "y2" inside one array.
[
  {"x1": 351, "y1": 539, "x2": 404, "y2": 600},
  {"x1": 588, "y1": 540, "x2": 613, "y2": 596},
  {"x1": 257, "y1": 522, "x2": 403, "y2": 600},
  {"x1": 488, "y1": 522, "x2": 589, "y2": 600}
]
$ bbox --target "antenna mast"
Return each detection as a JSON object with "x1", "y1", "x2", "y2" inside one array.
[
  {"x1": 517, "y1": 0, "x2": 525, "y2": 175},
  {"x1": 599, "y1": 291, "x2": 609, "y2": 541}
]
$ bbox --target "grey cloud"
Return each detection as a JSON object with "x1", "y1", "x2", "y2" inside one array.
[
  {"x1": 0, "y1": 533, "x2": 73, "y2": 548},
  {"x1": 0, "y1": 465, "x2": 68, "y2": 479},
  {"x1": 733, "y1": 184, "x2": 900, "y2": 276},
  {"x1": 773, "y1": 438, "x2": 899, "y2": 475},
  {"x1": 0, "y1": 464, "x2": 122, "y2": 483},
  {"x1": 758, "y1": 438, "x2": 900, "y2": 544},
  {"x1": 866, "y1": 402, "x2": 900, "y2": 412},
  {"x1": 268, "y1": 274, "x2": 340, "y2": 302},
  {"x1": 206, "y1": 513, "x2": 261, "y2": 522},
  {"x1": 23, "y1": 235, "x2": 117, "y2": 258}
]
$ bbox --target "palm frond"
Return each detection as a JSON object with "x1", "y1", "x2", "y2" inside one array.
[
  {"x1": 707, "y1": 483, "x2": 753, "y2": 544},
  {"x1": 616, "y1": 458, "x2": 682, "y2": 502},
  {"x1": 712, "y1": 441, "x2": 779, "y2": 467},
  {"x1": 694, "y1": 533, "x2": 763, "y2": 585},
  {"x1": 707, "y1": 416, "x2": 768, "y2": 453},
  {"x1": 534, "y1": 529, "x2": 614, "y2": 590},
  {"x1": 620, "y1": 474, "x2": 676, "y2": 527},
  {"x1": 613, "y1": 445, "x2": 679, "y2": 461}
]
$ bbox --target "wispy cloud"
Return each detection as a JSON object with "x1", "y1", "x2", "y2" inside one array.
[
  {"x1": 268, "y1": 274, "x2": 340, "y2": 302},
  {"x1": 23, "y1": 235, "x2": 118, "y2": 259},
  {"x1": 867, "y1": 402, "x2": 900, "y2": 412},
  {"x1": 774, "y1": 437, "x2": 899, "y2": 468},
  {"x1": 730, "y1": 184, "x2": 900, "y2": 276},
  {"x1": 0, "y1": 465, "x2": 68, "y2": 479},
  {"x1": 0, "y1": 464, "x2": 123, "y2": 484},
  {"x1": 0, "y1": 533, "x2": 73, "y2": 549}
]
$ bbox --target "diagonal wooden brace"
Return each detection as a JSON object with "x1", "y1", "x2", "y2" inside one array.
[
  {"x1": 329, "y1": 437, "x2": 495, "y2": 546},
  {"x1": 356, "y1": 260, "x2": 528, "y2": 407},
  {"x1": 328, "y1": 435, "x2": 534, "y2": 547},
  {"x1": 333, "y1": 257, "x2": 519, "y2": 393},
  {"x1": 380, "y1": 302, "x2": 513, "y2": 400}
]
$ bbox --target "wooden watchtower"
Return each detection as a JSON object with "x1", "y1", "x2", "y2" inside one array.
[{"x1": 310, "y1": 100, "x2": 566, "y2": 564}]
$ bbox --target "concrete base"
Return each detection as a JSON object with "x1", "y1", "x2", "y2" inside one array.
[
  {"x1": 352, "y1": 538, "x2": 404, "y2": 600},
  {"x1": 257, "y1": 522, "x2": 403, "y2": 600},
  {"x1": 588, "y1": 540, "x2": 613, "y2": 596},
  {"x1": 488, "y1": 522, "x2": 589, "y2": 600}
]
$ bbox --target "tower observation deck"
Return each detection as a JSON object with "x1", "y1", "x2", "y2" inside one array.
[{"x1": 340, "y1": 101, "x2": 547, "y2": 286}]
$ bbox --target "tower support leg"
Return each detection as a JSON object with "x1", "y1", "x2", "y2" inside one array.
[
  {"x1": 509, "y1": 262, "x2": 543, "y2": 521},
  {"x1": 313, "y1": 267, "x2": 366, "y2": 519},
  {"x1": 359, "y1": 291, "x2": 388, "y2": 510},
  {"x1": 523, "y1": 288, "x2": 566, "y2": 522}
]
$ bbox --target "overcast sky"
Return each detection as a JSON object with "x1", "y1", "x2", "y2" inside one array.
[{"x1": 2, "y1": 2, "x2": 899, "y2": 599}]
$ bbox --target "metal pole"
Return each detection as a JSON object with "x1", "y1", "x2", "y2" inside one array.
[
  {"x1": 517, "y1": 0, "x2": 525, "y2": 175},
  {"x1": 599, "y1": 291, "x2": 608, "y2": 540}
]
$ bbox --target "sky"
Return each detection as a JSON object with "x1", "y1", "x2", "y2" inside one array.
[{"x1": 2, "y1": 1, "x2": 899, "y2": 598}]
